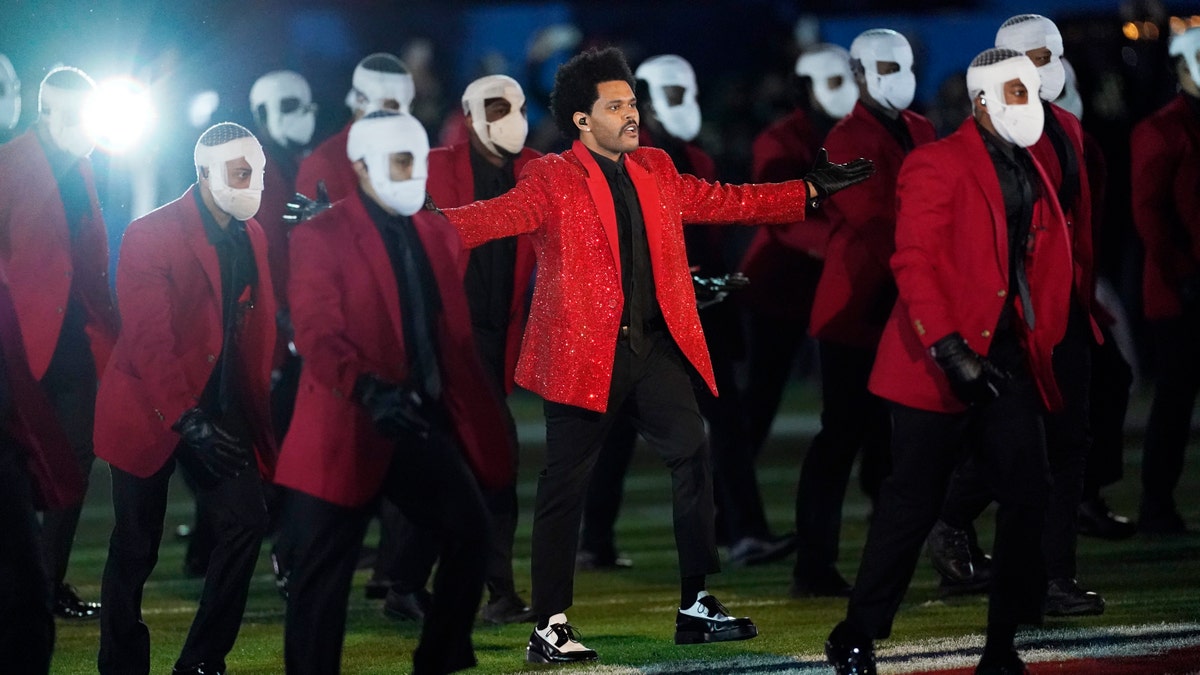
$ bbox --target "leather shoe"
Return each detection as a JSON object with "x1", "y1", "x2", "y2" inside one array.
[
  {"x1": 576, "y1": 549, "x2": 633, "y2": 570},
  {"x1": 172, "y1": 663, "x2": 225, "y2": 675},
  {"x1": 674, "y1": 592, "x2": 757, "y2": 644},
  {"x1": 526, "y1": 615, "x2": 598, "y2": 663},
  {"x1": 480, "y1": 593, "x2": 537, "y2": 625},
  {"x1": 383, "y1": 587, "x2": 432, "y2": 621},
  {"x1": 975, "y1": 648, "x2": 1029, "y2": 674},
  {"x1": 53, "y1": 583, "x2": 100, "y2": 620},
  {"x1": 727, "y1": 534, "x2": 796, "y2": 567},
  {"x1": 1077, "y1": 497, "x2": 1136, "y2": 540},
  {"x1": 789, "y1": 566, "x2": 852, "y2": 598},
  {"x1": 927, "y1": 520, "x2": 976, "y2": 583},
  {"x1": 1044, "y1": 577, "x2": 1104, "y2": 617},
  {"x1": 825, "y1": 621, "x2": 876, "y2": 675}
]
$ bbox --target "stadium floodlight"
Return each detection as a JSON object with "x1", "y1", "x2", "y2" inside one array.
[{"x1": 82, "y1": 76, "x2": 156, "y2": 154}]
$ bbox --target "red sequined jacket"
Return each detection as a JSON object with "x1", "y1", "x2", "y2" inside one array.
[{"x1": 444, "y1": 139, "x2": 811, "y2": 412}]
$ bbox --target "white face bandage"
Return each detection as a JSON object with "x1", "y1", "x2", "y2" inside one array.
[
  {"x1": 635, "y1": 54, "x2": 702, "y2": 142},
  {"x1": 347, "y1": 112, "x2": 429, "y2": 217},
  {"x1": 39, "y1": 67, "x2": 95, "y2": 158},
  {"x1": 0, "y1": 54, "x2": 19, "y2": 131},
  {"x1": 1056, "y1": 57, "x2": 1083, "y2": 121},
  {"x1": 850, "y1": 29, "x2": 916, "y2": 112},
  {"x1": 967, "y1": 48, "x2": 1045, "y2": 148},
  {"x1": 996, "y1": 14, "x2": 1066, "y2": 101},
  {"x1": 795, "y1": 44, "x2": 856, "y2": 119},
  {"x1": 345, "y1": 53, "x2": 415, "y2": 116},
  {"x1": 1170, "y1": 26, "x2": 1200, "y2": 89},
  {"x1": 461, "y1": 74, "x2": 528, "y2": 156},
  {"x1": 249, "y1": 70, "x2": 317, "y2": 148},
  {"x1": 194, "y1": 126, "x2": 267, "y2": 221}
]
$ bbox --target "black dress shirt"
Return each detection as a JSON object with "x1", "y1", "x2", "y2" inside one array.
[{"x1": 464, "y1": 146, "x2": 518, "y2": 346}]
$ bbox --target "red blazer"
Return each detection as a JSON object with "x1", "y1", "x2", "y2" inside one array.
[
  {"x1": 869, "y1": 118, "x2": 1073, "y2": 413},
  {"x1": 444, "y1": 140, "x2": 811, "y2": 412},
  {"x1": 0, "y1": 271, "x2": 83, "y2": 509},
  {"x1": 1131, "y1": 94, "x2": 1200, "y2": 319},
  {"x1": 426, "y1": 142, "x2": 540, "y2": 394},
  {"x1": 740, "y1": 108, "x2": 833, "y2": 320},
  {"x1": 276, "y1": 191, "x2": 514, "y2": 507},
  {"x1": 809, "y1": 103, "x2": 936, "y2": 348},
  {"x1": 295, "y1": 122, "x2": 357, "y2": 205},
  {"x1": 0, "y1": 129, "x2": 118, "y2": 380},
  {"x1": 93, "y1": 186, "x2": 278, "y2": 479}
]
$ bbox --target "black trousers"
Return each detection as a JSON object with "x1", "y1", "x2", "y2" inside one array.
[
  {"x1": 281, "y1": 425, "x2": 488, "y2": 675},
  {"x1": 1085, "y1": 325, "x2": 1132, "y2": 495},
  {"x1": 533, "y1": 331, "x2": 718, "y2": 615},
  {"x1": 0, "y1": 439, "x2": 53, "y2": 674},
  {"x1": 794, "y1": 341, "x2": 891, "y2": 578},
  {"x1": 941, "y1": 308, "x2": 1092, "y2": 579},
  {"x1": 98, "y1": 454, "x2": 268, "y2": 674},
  {"x1": 1141, "y1": 310, "x2": 1200, "y2": 518},
  {"x1": 38, "y1": 335, "x2": 97, "y2": 590},
  {"x1": 846, "y1": 372, "x2": 1049, "y2": 640},
  {"x1": 741, "y1": 308, "x2": 810, "y2": 460}
]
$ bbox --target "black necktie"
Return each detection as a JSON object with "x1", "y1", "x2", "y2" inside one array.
[
  {"x1": 614, "y1": 164, "x2": 645, "y2": 353},
  {"x1": 395, "y1": 221, "x2": 443, "y2": 399}
]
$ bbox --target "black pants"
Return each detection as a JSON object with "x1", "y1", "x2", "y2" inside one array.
[
  {"x1": 794, "y1": 341, "x2": 891, "y2": 578},
  {"x1": 281, "y1": 425, "x2": 489, "y2": 675},
  {"x1": 1085, "y1": 325, "x2": 1132, "y2": 495},
  {"x1": 38, "y1": 335, "x2": 97, "y2": 591},
  {"x1": 1141, "y1": 310, "x2": 1200, "y2": 518},
  {"x1": 846, "y1": 372, "x2": 1049, "y2": 640},
  {"x1": 533, "y1": 331, "x2": 718, "y2": 615},
  {"x1": 741, "y1": 308, "x2": 810, "y2": 460},
  {"x1": 0, "y1": 439, "x2": 53, "y2": 674},
  {"x1": 99, "y1": 455, "x2": 268, "y2": 674}
]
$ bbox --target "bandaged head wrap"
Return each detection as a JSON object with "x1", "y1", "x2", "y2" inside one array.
[
  {"x1": 347, "y1": 111, "x2": 429, "y2": 217},
  {"x1": 967, "y1": 48, "x2": 1044, "y2": 148},
  {"x1": 461, "y1": 74, "x2": 528, "y2": 156},
  {"x1": 39, "y1": 66, "x2": 95, "y2": 158},
  {"x1": 795, "y1": 44, "x2": 856, "y2": 119},
  {"x1": 635, "y1": 54, "x2": 701, "y2": 142},
  {"x1": 1170, "y1": 26, "x2": 1200, "y2": 88},
  {"x1": 250, "y1": 70, "x2": 316, "y2": 148},
  {"x1": 850, "y1": 29, "x2": 915, "y2": 112},
  {"x1": 996, "y1": 14, "x2": 1066, "y2": 101},
  {"x1": 194, "y1": 122, "x2": 266, "y2": 221},
  {"x1": 345, "y1": 53, "x2": 414, "y2": 116},
  {"x1": 0, "y1": 54, "x2": 19, "y2": 131}
]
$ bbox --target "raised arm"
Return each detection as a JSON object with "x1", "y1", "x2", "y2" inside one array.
[{"x1": 439, "y1": 158, "x2": 552, "y2": 248}]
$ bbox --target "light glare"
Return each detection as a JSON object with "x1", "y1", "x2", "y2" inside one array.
[{"x1": 82, "y1": 76, "x2": 156, "y2": 155}]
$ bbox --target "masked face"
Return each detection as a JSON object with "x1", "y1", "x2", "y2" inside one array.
[
  {"x1": 346, "y1": 56, "x2": 414, "y2": 116},
  {"x1": 996, "y1": 14, "x2": 1066, "y2": 102},
  {"x1": 463, "y1": 75, "x2": 528, "y2": 157},
  {"x1": 250, "y1": 70, "x2": 317, "y2": 148},
  {"x1": 1169, "y1": 28, "x2": 1200, "y2": 91},
  {"x1": 795, "y1": 46, "x2": 856, "y2": 119},
  {"x1": 851, "y1": 29, "x2": 916, "y2": 112},
  {"x1": 197, "y1": 135, "x2": 267, "y2": 221},
  {"x1": 0, "y1": 55, "x2": 19, "y2": 131},
  {"x1": 365, "y1": 151, "x2": 428, "y2": 216},
  {"x1": 636, "y1": 55, "x2": 701, "y2": 142},
  {"x1": 41, "y1": 85, "x2": 94, "y2": 157},
  {"x1": 347, "y1": 111, "x2": 430, "y2": 216}
]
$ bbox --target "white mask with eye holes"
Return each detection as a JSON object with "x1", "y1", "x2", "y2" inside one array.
[
  {"x1": 344, "y1": 53, "x2": 415, "y2": 116},
  {"x1": 795, "y1": 44, "x2": 856, "y2": 119},
  {"x1": 968, "y1": 48, "x2": 1045, "y2": 148},
  {"x1": 40, "y1": 81, "x2": 94, "y2": 158},
  {"x1": 250, "y1": 70, "x2": 317, "y2": 148},
  {"x1": 635, "y1": 54, "x2": 702, "y2": 143},
  {"x1": 850, "y1": 29, "x2": 916, "y2": 112},
  {"x1": 461, "y1": 74, "x2": 528, "y2": 157},
  {"x1": 995, "y1": 13, "x2": 1066, "y2": 101},
  {"x1": 195, "y1": 127, "x2": 267, "y2": 221},
  {"x1": 347, "y1": 111, "x2": 429, "y2": 217},
  {"x1": 1169, "y1": 26, "x2": 1200, "y2": 90},
  {"x1": 0, "y1": 54, "x2": 20, "y2": 131}
]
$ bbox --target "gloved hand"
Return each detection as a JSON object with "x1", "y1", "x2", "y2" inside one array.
[
  {"x1": 804, "y1": 148, "x2": 876, "y2": 205},
  {"x1": 172, "y1": 408, "x2": 252, "y2": 479},
  {"x1": 693, "y1": 272, "x2": 750, "y2": 309},
  {"x1": 353, "y1": 373, "x2": 432, "y2": 440},
  {"x1": 929, "y1": 332, "x2": 1009, "y2": 406},
  {"x1": 282, "y1": 180, "x2": 331, "y2": 225}
]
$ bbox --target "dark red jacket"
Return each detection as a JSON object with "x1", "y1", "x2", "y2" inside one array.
[
  {"x1": 0, "y1": 129, "x2": 119, "y2": 380},
  {"x1": 869, "y1": 119, "x2": 1073, "y2": 413},
  {"x1": 93, "y1": 186, "x2": 278, "y2": 478},
  {"x1": 276, "y1": 191, "x2": 514, "y2": 506},
  {"x1": 444, "y1": 140, "x2": 811, "y2": 412},
  {"x1": 295, "y1": 122, "x2": 357, "y2": 205},
  {"x1": 1131, "y1": 94, "x2": 1200, "y2": 319},
  {"x1": 809, "y1": 103, "x2": 936, "y2": 348},
  {"x1": 426, "y1": 142, "x2": 540, "y2": 394}
]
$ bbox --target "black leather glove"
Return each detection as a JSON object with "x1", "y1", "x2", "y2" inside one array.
[
  {"x1": 282, "y1": 181, "x2": 332, "y2": 226},
  {"x1": 172, "y1": 408, "x2": 252, "y2": 478},
  {"x1": 929, "y1": 332, "x2": 1010, "y2": 406},
  {"x1": 804, "y1": 148, "x2": 876, "y2": 205},
  {"x1": 693, "y1": 272, "x2": 750, "y2": 309},
  {"x1": 353, "y1": 374, "x2": 432, "y2": 440}
]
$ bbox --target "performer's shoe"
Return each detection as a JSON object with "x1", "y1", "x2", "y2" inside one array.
[
  {"x1": 526, "y1": 614, "x2": 598, "y2": 663},
  {"x1": 383, "y1": 588, "x2": 432, "y2": 621},
  {"x1": 481, "y1": 593, "x2": 537, "y2": 625},
  {"x1": 1077, "y1": 497, "x2": 1136, "y2": 540},
  {"x1": 576, "y1": 549, "x2": 633, "y2": 570},
  {"x1": 1044, "y1": 577, "x2": 1105, "y2": 617},
  {"x1": 727, "y1": 533, "x2": 796, "y2": 567},
  {"x1": 53, "y1": 583, "x2": 100, "y2": 620},
  {"x1": 975, "y1": 649, "x2": 1029, "y2": 674},
  {"x1": 674, "y1": 591, "x2": 758, "y2": 644},
  {"x1": 926, "y1": 520, "x2": 976, "y2": 583},
  {"x1": 171, "y1": 662, "x2": 226, "y2": 675},
  {"x1": 824, "y1": 621, "x2": 876, "y2": 675},
  {"x1": 789, "y1": 566, "x2": 852, "y2": 598}
]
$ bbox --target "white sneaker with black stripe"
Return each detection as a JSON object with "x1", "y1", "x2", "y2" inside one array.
[{"x1": 526, "y1": 613, "x2": 599, "y2": 663}]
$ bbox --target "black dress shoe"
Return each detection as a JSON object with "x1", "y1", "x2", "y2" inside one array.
[
  {"x1": 728, "y1": 533, "x2": 796, "y2": 567},
  {"x1": 480, "y1": 593, "x2": 537, "y2": 625},
  {"x1": 172, "y1": 662, "x2": 226, "y2": 675},
  {"x1": 526, "y1": 618, "x2": 598, "y2": 663},
  {"x1": 927, "y1": 520, "x2": 976, "y2": 583},
  {"x1": 53, "y1": 583, "x2": 100, "y2": 620},
  {"x1": 674, "y1": 592, "x2": 758, "y2": 644},
  {"x1": 825, "y1": 621, "x2": 876, "y2": 675},
  {"x1": 1077, "y1": 497, "x2": 1136, "y2": 540},
  {"x1": 383, "y1": 588, "x2": 432, "y2": 621},
  {"x1": 790, "y1": 566, "x2": 852, "y2": 598},
  {"x1": 576, "y1": 549, "x2": 633, "y2": 570},
  {"x1": 975, "y1": 649, "x2": 1029, "y2": 674},
  {"x1": 1044, "y1": 577, "x2": 1105, "y2": 617}
]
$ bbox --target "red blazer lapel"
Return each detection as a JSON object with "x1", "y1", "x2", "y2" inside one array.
[
  {"x1": 183, "y1": 186, "x2": 224, "y2": 308},
  {"x1": 624, "y1": 154, "x2": 664, "y2": 277},
  {"x1": 962, "y1": 122, "x2": 1009, "y2": 280},
  {"x1": 572, "y1": 140, "x2": 622, "y2": 281},
  {"x1": 346, "y1": 192, "x2": 407, "y2": 351}
]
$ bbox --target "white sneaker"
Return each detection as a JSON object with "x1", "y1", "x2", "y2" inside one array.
[{"x1": 526, "y1": 613, "x2": 599, "y2": 663}]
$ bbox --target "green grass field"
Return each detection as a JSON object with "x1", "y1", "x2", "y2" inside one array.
[{"x1": 50, "y1": 382, "x2": 1200, "y2": 674}]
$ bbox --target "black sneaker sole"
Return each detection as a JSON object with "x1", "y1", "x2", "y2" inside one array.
[
  {"x1": 674, "y1": 623, "x2": 758, "y2": 644},
  {"x1": 525, "y1": 644, "x2": 599, "y2": 664}
]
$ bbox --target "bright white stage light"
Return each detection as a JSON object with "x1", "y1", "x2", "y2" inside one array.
[{"x1": 82, "y1": 76, "x2": 157, "y2": 154}]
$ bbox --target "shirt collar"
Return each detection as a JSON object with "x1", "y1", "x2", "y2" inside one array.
[{"x1": 587, "y1": 147, "x2": 625, "y2": 180}]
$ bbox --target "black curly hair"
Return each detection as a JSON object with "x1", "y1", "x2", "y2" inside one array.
[{"x1": 549, "y1": 47, "x2": 635, "y2": 139}]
